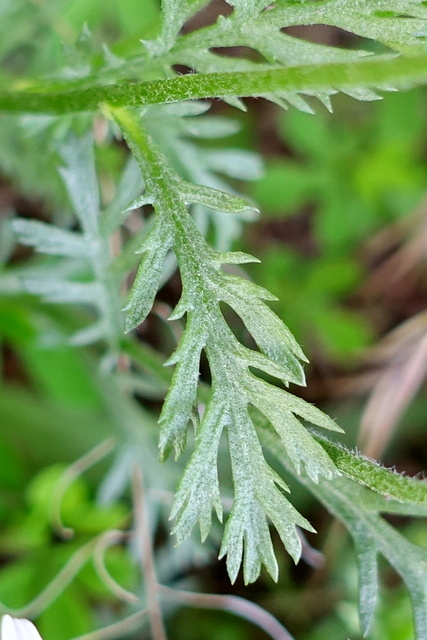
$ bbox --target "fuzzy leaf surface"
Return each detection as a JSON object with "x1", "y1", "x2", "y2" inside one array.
[
  {"x1": 3, "y1": 1, "x2": 427, "y2": 115},
  {"x1": 263, "y1": 427, "x2": 427, "y2": 639},
  {"x1": 113, "y1": 106, "x2": 341, "y2": 583},
  {"x1": 13, "y1": 135, "x2": 124, "y2": 349}
]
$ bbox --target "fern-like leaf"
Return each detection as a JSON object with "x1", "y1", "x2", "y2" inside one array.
[
  {"x1": 138, "y1": 0, "x2": 427, "y2": 112},
  {"x1": 112, "y1": 106, "x2": 342, "y2": 582}
]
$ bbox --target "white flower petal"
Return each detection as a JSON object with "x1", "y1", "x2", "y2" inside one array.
[{"x1": 1, "y1": 616, "x2": 43, "y2": 640}]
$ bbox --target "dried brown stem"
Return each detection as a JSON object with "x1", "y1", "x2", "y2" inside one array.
[
  {"x1": 131, "y1": 464, "x2": 168, "y2": 640},
  {"x1": 159, "y1": 585, "x2": 295, "y2": 640}
]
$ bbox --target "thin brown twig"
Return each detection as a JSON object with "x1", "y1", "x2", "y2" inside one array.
[
  {"x1": 93, "y1": 530, "x2": 139, "y2": 604},
  {"x1": 159, "y1": 585, "x2": 295, "y2": 640},
  {"x1": 131, "y1": 464, "x2": 168, "y2": 640}
]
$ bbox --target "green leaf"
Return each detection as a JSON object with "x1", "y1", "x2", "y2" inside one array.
[
  {"x1": 22, "y1": 279, "x2": 101, "y2": 305},
  {"x1": 3, "y1": 0, "x2": 427, "y2": 116},
  {"x1": 159, "y1": 312, "x2": 207, "y2": 460},
  {"x1": 179, "y1": 180, "x2": 258, "y2": 215},
  {"x1": 59, "y1": 134, "x2": 100, "y2": 238},
  {"x1": 112, "y1": 107, "x2": 340, "y2": 582},
  {"x1": 124, "y1": 217, "x2": 174, "y2": 331},
  {"x1": 262, "y1": 427, "x2": 427, "y2": 638},
  {"x1": 13, "y1": 134, "x2": 125, "y2": 348},
  {"x1": 12, "y1": 220, "x2": 88, "y2": 258}
]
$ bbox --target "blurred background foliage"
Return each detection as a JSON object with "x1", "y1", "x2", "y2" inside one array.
[{"x1": 1, "y1": 1, "x2": 427, "y2": 639}]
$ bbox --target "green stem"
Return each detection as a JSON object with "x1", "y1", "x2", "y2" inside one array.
[
  {"x1": 314, "y1": 435, "x2": 427, "y2": 505},
  {"x1": 2, "y1": 53, "x2": 427, "y2": 114}
]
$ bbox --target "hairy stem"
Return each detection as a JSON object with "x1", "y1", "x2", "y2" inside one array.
[
  {"x1": 314, "y1": 435, "x2": 427, "y2": 504},
  {"x1": 1, "y1": 54, "x2": 427, "y2": 114}
]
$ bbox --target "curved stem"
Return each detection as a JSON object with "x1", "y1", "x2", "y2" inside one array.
[
  {"x1": 93, "y1": 531, "x2": 138, "y2": 604},
  {"x1": 0, "y1": 538, "x2": 99, "y2": 618},
  {"x1": 51, "y1": 438, "x2": 117, "y2": 537},
  {"x1": 314, "y1": 434, "x2": 427, "y2": 505},
  {"x1": 159, "y1": 585, "x2": 295, "y2": 640}
]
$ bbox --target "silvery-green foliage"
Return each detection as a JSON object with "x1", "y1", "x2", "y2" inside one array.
[
  {"x1": 14, "y1": 106, "x2": 342, "y2": 584},
  {"x1": 19, "y1": 0, "x2": 427, "y2": 116},
  {"x1": 142, "y1": 103, "x2": 262, "y2": 250},
  {"x1": 13, "y1": 134, "x2": 124, "y2": 351},
  {"x1": 262, "y1": 427, "x2": 427, "y2": 638},
  {"x1": 12, "y1": 102, "x2": 260, "y2": 339},
  {"x1": 135, "y1": 0, "x2": 427, "y2": 111},
  {"x1": 6, "y1": 0, "x2": 427, "y2": 631},
  {"x1": 322, "y1": 482, "x2": 427, "y2": 638},
  {"x1": 150, "y1": 0, "x2": 427, "y2": 70},
  {"x1": 113, "y1": 105, "x2": 342, "y2": 583}
]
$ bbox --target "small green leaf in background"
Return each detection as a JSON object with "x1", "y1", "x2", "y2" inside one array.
[
  {"x1": 21, "y1": 345, "x2": 101, "y2": 409},
  {"x1": 38, "y1": 588, "x2": 92, "y2": 640},
  {"x1": 26, "y1": 465, "x2": 128, "y2": 535},
  {"x1": 253, "y1": 90, "x2": 427, "y2": 250}
]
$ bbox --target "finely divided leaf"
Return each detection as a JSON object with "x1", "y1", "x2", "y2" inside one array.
[
  {"x1": 23, "y1": 278, "x2": 101, "y2": 305},
  {"x1": 114, "y1": 109, "x2": 340, "y2": 582},
  {"x1": 12, "y1": 219, "x2": 88, "y2": 258},
  {"x1": 170, "y1": 394, "x2": 226, "y2": 542},
  {"x1": 14, "y1": 135, "x2": 128, "y2": 347},
  {"x1": 179, "y1": 180, "x2": 258, "y2": 215},
  {"x1": 6, "y1": 0, "x2": 427, "y2": 117}
]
